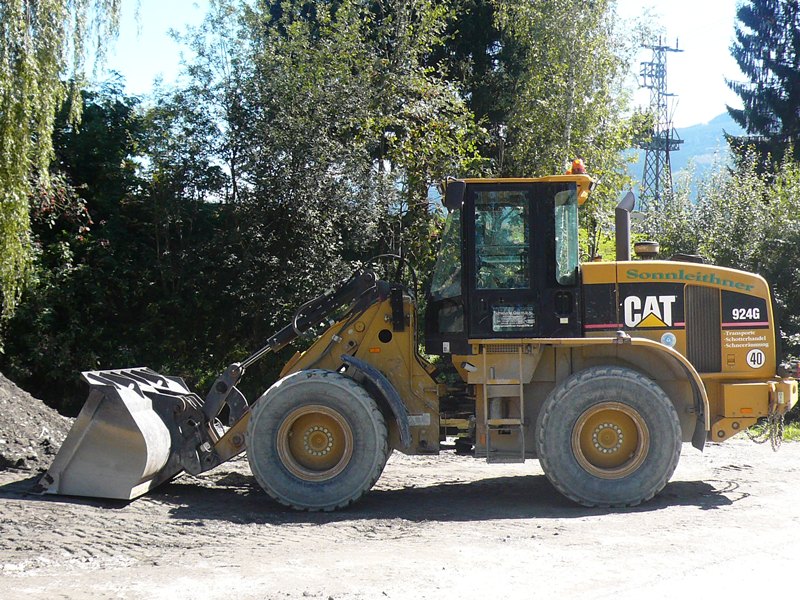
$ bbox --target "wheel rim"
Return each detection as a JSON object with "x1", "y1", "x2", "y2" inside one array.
[
  {"x1": 276, "y1": 404, "x2": 354, "y2": 482},
  {"x1": 571, "y1": 402, "x2": 650, "y2": 479}
]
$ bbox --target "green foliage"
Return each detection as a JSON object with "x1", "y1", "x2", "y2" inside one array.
[
  {"x1": 1, "y1": 0, "x2": 490, "y2": 410},
  {"x1": 786, "y1": 423, "x2": 800, "y2": 440},
  {"x1": 2, "y1": 84, "x2": 149, "y2": 409},
  {"x1": 747, "y1": 420, "x2": 800, "y2": 440},
  {"x1": 0, "y1": 0, "x2": 124, "y2": 322},
  {"x1": 641, "y1": 153, "x2": 778, "y2": 269},
  {"x1": 491, "y1": 0, "x2": 637, "y2": 176},
  {"x1": 431, "y1": 1, "x2": 645, "y2": 171},
  {"x1": 1, "y1": 0, "x2": 649, "y2": 412},
  {"x1": 727, "y1": 0, "x2": 800, "y2": 166},
  {"x1": 359, "y1": 0, "x2": 489, "y2": 276},
  {"x1": 426, "y1": 0, "x2": 509, "y2": 128}
]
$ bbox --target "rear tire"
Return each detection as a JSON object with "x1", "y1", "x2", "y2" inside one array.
[
  {"x1": 535, "y1": 366, "x2": 681, "y2": 507},
  {"x1": 246, "y1": 370, "x2": 389, "y2": 511}
]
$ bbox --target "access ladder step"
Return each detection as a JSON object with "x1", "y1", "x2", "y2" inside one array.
[
  {"x1": 486, "y1": 378, "x2": 521, "y2": 385},
  {"x1": 487, "y1": 418, "x2": 523, "y2": 427},
  {"x1": 485, "y1": 421, "x2": 525, "y2": 464},
  {"x1": 486, "y1": 450, "x2": 526, "y2": 464}
]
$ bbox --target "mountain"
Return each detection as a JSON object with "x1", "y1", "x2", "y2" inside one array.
[
  {"x1": 671, "y1": 112, "x2": 745, "y2": 176},
  {"x1": 627, "y1": 112, "x2": 746, "y2": 194}
]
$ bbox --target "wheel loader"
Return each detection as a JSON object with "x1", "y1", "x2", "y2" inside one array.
[{"x1": 39, "y1": 174, "x2": 798, "y2": 510}]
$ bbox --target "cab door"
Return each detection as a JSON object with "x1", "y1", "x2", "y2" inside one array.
[
  {"x1": 465, "y1": 183, "x2": 540, "y2": 339},
  {"x1": 464, "y1": 181, "x2": 582, "y2": 340}
]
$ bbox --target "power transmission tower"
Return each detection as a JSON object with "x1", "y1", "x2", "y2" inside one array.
[{"x1": 638, "y1": 38, "x2": 683, "y2": 210}]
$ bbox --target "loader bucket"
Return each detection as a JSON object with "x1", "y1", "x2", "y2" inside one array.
[{"x1": 38, "y1": 368, "x2": 194, "y2": 500}]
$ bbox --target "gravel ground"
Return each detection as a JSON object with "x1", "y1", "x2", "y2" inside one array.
[{"x1": 1, "y1": 373, "x2": 799, "y2": 599}]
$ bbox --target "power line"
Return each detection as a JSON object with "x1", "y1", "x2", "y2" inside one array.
[{"x1": 638, "y1": 37, "x2": 684, "y2": 211}]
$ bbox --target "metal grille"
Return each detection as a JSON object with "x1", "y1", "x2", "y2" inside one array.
[
  {"x1": 486, "y1": 344, "x2": 522, "y2": 353},
  {"x1": 685, "y1": 285, "x2": 721, "y2": 373}
]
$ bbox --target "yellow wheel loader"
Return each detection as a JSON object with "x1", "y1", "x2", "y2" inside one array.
[{"x1": 39, "y1": 174, "x2": 798, "y2": 510}]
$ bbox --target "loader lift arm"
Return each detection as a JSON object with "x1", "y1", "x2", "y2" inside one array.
[{"x1": 201, "y1": 268, "x2": 385, "y2": 425}]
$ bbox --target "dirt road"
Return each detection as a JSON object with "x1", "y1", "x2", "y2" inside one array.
[{"x1": 1, "y1": 437, "x2": 799, "y2": 600}]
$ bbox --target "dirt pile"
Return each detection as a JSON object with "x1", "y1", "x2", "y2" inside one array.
[{"x1": 0, "y1": 372, "x2": 72, "y2": 470}]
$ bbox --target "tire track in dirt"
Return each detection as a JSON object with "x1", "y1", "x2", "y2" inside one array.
[
  {"x1": 2, "y1": 439, "x2": 800, "y2": 600},
  {"x1": 0, "y1": 454, "x2": 541, "y2": 575}
]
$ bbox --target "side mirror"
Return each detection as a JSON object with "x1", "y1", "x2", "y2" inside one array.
[{"x1": 444, "y1": 180, "x2": 466, "y2": 211}]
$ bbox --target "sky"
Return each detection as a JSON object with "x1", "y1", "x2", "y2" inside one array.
[
  {"x1": 617, "y1": 0, "x2": 743, "y2": 128},
  {"x1": 102, "y1": 0, "x2": 745, "y2": 129}
]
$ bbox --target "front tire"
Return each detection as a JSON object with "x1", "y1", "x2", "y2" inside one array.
[
  {"x1": 246, "y1": 369, "x2": 389, "y2": 511},
  {"x1": 535, "y1": 366, "x2": 682, "y2": 507}
]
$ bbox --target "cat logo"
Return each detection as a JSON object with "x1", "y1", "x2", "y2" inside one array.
[{"x1": 623, "y1": 295, "x2": 677, "y2": 328}]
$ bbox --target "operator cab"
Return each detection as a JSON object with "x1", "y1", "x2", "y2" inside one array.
[{"x1": 425, "y1": 176, "x2": 593, "y2": 355}]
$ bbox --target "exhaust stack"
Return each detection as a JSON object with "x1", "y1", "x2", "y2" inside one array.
[{"x1": 615, "y1": 191, "x2": 636, "y2": 261}]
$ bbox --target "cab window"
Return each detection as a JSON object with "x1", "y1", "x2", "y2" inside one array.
[
  {"x1": 430, "y1": 209, "x2": 462, "y2": 300},
  {"x1": 474, "y1": 191, "x2": 530, "y2": 290},
  {"x1": 554, "y1": 189, "x2": 578, "y2": 285}
]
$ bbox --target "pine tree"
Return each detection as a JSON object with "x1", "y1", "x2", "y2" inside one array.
[{"x1": 727, "y1": 0, "x2": 800, "y2": 165}]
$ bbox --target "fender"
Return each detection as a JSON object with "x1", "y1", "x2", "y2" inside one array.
[
  {"x1": 341, "y1": 354, "x2": 412, "y2": 449},
  {"x1": 625, "y1": 337, "x2": 709, "y2": 450}
]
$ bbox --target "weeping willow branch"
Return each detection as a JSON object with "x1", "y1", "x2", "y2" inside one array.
[{"x1": 0, "y1": 0, "x2": 124, "y2": 319}]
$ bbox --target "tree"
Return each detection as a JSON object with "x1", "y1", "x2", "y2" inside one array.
[
  {"x1": 427, "y1": 1, "x2": 644, "y2": 178},
  {"x1": 360, "y1": 0, "x2": 487, "y2": 274},
  {"x1": 181, "y1": 0, "x2": 485, "y2": 300},
  {"x1": 171, "y1": 0, "x2": 249, "y2": 205},
  {"x1": 52, "y1": 77, "x2": 143, "y2": 222},
  {"x1": 0, "y1": 0, "x2": 124, "y2": 323},
  {"x1": 425, "y1": 0, "x2": 515, "y2": 157},
  {"x1": 494, "y1": 0, "x2": 635, "y2": 175},
  {"x1": 727, "y1": 0, "x2": 800, "y2": 166},
  {"x1": 0, "y1": 83, "x2": 150, "y2": 409}
]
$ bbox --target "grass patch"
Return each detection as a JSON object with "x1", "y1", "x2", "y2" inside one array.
[
  {"x1": 783, "y1": 422, "x2": 800, "y2": 441},
  {"x1": 747, "y1": 421, "x2": 800, "y2": 442}
]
